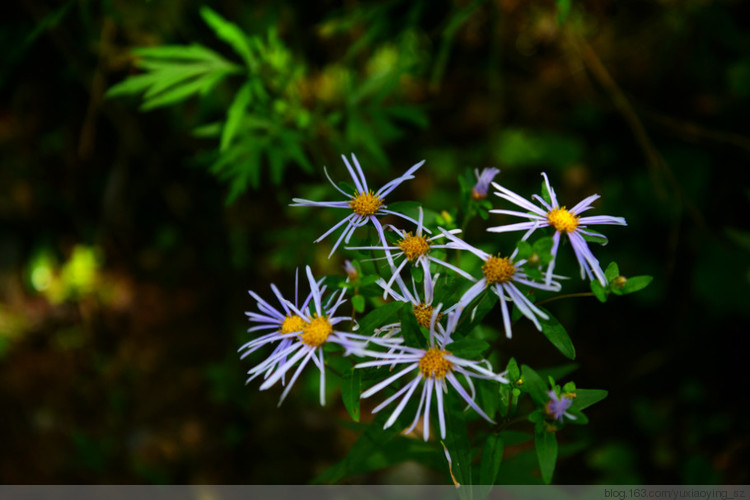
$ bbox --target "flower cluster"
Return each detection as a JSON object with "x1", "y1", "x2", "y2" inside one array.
[{"x1": 241, "y1": 154, "x2": 626, "y2": 447}]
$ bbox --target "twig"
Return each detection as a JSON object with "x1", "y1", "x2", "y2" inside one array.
[
  {"x1": 535, "y1": 291, "x2": 594, "y2": 307},
  {"x1": 568, "y1": 31, "x2": 706, "y2": 230}
]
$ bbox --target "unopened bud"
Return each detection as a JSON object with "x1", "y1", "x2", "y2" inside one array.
[
  {"x1": 440, "y1": 210, "x2": 454, "y2": 225},
  {"x1": 528, "y1": 252, "x2": 540, "y2": 266},
  {"x1": 612, "y1": 276, "x2": 627, "y2": 289}
]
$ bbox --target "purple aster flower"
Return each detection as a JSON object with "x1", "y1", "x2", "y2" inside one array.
[
  {"x1": 291, "y1": 153, "x2": 425, "y2": 258},
  {"x1": 488, "y1": 173, "x2": 627, "y2": 286},
  {"x1": 546, "y1": 390, "x2": 577, "y2": 422},
  {"x1": 374, "y1": 266, "x2": 458, "y2": 341},
  {"x1": 471, "y1": 167, "x2": 501, "y2": 200},
  {"x1": 343, "y1": 259, "x2": 359, "y2": 280},
  {"x1": 440, "y1": 229, "x2": 562, "y2": 339},
  {"x1": 356, "y1": 307, "x2": 508, "y2": 441},
  {"x1": 346, "y1": 206, "x2": 473, "y2": 295},
  {"x1": 240, "y1": 268, "x2": 316, "y2": 386},
  {"x1": 240, "y1": 266, "x2": 372, "y2": 406}
]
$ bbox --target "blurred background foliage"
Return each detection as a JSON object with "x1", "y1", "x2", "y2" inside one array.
[{"x1": 1, "y1": 0, "x2": 749, "y2": 485}]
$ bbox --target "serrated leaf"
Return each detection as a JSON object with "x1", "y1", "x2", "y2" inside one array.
[
  {"x1": 200, "y1": 7, "x2": 255, "y2": 70},
  {"x1": 570, "y1": 388, "x2": 608, "y2": 411},
  {"x1": 539, "y1": 309, "x2": 576, "y2": 360},
  {"x1": 105, "y1": 73, "x2": 161, "y2": 99},
  {"x1": 268, "y1": 147, "x2": 284, "y2": 186},
  {"x1": 341, "y1": 368, "x2": 361, "y2": 422},
  {"x1": 621, "y1": 275, "x2": 653, "y2": 294},
  {"x1": 479, "y1": 434, "x2": 504, "y2": 485},
  {"x1": 604, "y1": 262, "x2": 620, "y2": 282},
  {"x1": 221, "y1": 83, "x2": 252, "y2": 151},
  {"x1": 133, "y1": 44, "x2": 224, "y2": 61},
  {"x1": 141, "y1": 73, "x2": 221, "y2": 110},
  {"x1": 279, "y1": 132, "x2": 313, "y2": 172},
  {"x1": 590, "y1": 279, "x2": 608, "y2": 303},
  {"x1": 143, "y1": 64, "x2": 210, "y2": 99},
  {"x1": 445, "y1": 338, "x2": 489, "y2": 360},
  {"x1": 352, "y1": 295, "x2": 366, "y2": 313},
  {"x1": 356, "y1": 300, "x2": 402, "y2": 335},
  {"x1": 192, "y1": 122, "x2": 222, "y2": 138},
  {"x1": 535, "y1": 429, "x2": 557, "y2": 484}
]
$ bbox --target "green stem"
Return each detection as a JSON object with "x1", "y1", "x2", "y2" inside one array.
[
  {"x1": 493, "y1": 414, "x2": 530, "y2": 433},
  {"x1": 535, "y1": 291, "x2": 594, "y2": 306}
]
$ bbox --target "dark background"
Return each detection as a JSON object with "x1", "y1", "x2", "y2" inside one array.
[{"x1": 1, "y1": 0, "x2": 749, "y2": 484}]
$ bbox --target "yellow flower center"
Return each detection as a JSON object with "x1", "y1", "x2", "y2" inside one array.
[
  {"x1": 547, "y1": 207, "x2": 579, "y2": 233},
  {"x1": 280, "y1": 315, "x2": 307, "y2": 334},
  {"x1": 301, "y1": 315, "x2": 332, "y2": 347},
  {"x1": 471, "y1": 189, "x2": 486, "y2": 200},
  {"x1": 419, "y1": 347, "x2": 453, "y2": 379},
  {"x1": 349, "y1": 191, "x2": 383, "y2": 216},
  {"x1": 399, "y1": 233, "x2": 430, "y2": 261},
  {"x1": 412, "y1": 303, "x2": 443, "y2": 328},
  {"x1": 482, "y1": 255, "x2": 516, "y2": 285}
]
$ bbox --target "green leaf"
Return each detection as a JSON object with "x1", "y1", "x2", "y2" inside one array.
[
  {"x1": 621, "y1": 275, "x2": 654, "y2": 294},
  {"x1": 499, "y1": 430, "x2": 532, "y2": 446},
  {"x1": 141, "y1": 73, "x2": 221, "y2": 110},
  {"x1": 312, "y1": 411, "x2": 403, "y2": 484},
  {"x1": 133, "y1": 44, "x2": 225, "y2": 61},
  {"x1": 556, "y1": 0, "x2": 572, "y2": 25},
  {"x1": 590, "y1": 279, "x2": 608, "y2": 303},
  {"x1": 410, "y1": 264, "x2": 424, "y2": 284},
  {"x1": 479, "y1": 434, "x2": 504, "y2": 486},
  {"x1": 506, "y1": 357, "x2": 521, "y2": 382},
  {"x1": 604, "y1": 262, "x2": 620, "y2": 282},
  {"x1": 142, "y1": 64, "x2": 213, "y2": 98},
  {"x1": 387, "y1": 200, "x2": 421, "y2": 214},
  {"x1": 442, "y1": 392, "x2": 473, "y2": 488},
  {"x1": 221, "y1": 83, "x2": 252, "y2": 151},
  {"x1": 535, "y1": 429, "x2": 558, "y2": 484},
  {"x1": 445, "y1": 338, "x2": 489, "y2": 360},
  {"x1": 539, "y1": 309, "x2": 576, "y2": 360},
  {"x1": 352, "y1": 295, "x2": 366, "y2": 313},
  {"x1": 400, "y1": 304, "x2": 427, "y2": 349},
  {"x1": 341, "y1": 368, "x2": 361, "y2": 422},
  {"x1": 105, "y1": 73, "x2": 161, "y2": 99},
  {"x1": 516, "y1": 240, "x2": 532, "y2": 260},
  {"x1": 520, "y1": 365, "x2": 548, "y2": 405},
  {"x1": 540, "y1": 179, "x2": 553, "y2": 206},
  {"x1": 570, "y1": 388, "x2": 608, "y2": 411},
  {"x1": 455, "y1": 292, "x2": 496, "y2": 337},
  {"x1": 581, "y1": 231, "x2": 608, "y2": 245},
  {"x1": 387, "y1": 105, "x2": 429, "y2": 129},
  {"x1": 200, "y1": 7, "x2": 255, "y2": 70},
  {"x1": 533, "y1": 237, "x2": 555, "y2": 264},
  {"x1": 356, "y1": 300, "x2": 402, "y2": 335}
]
